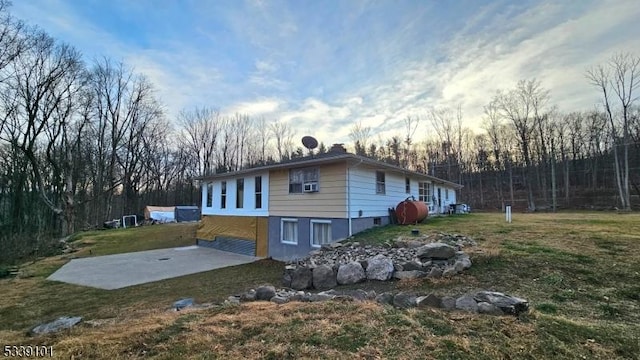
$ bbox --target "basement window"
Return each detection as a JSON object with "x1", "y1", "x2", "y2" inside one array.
[
  {"x1": 311, "y1": 220, "x2": 332, "y2": 247},
  {"x1": 281, "y1": 219, "x2": 298, "y2": 245},
  {"x1": 373, "y1": 217, "x2": 382, "y2": 226}
]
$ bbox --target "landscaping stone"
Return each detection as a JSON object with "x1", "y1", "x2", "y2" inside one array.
[
  {"x1": 173, "y1": 298, "x2": 195, "y2": 311},
  {"x1": 455, "y1": 295, "x2": 479, "y2": 313},
  {"x1": 417, "y1": 243, "x2": 456, "y2": 260},
  {"x1": 441, "y1": 296, "x2": 456, "y2": 310},
  {"x1": 393, "y1": 292, "x2": 418, "y2": 309},
  {"x1": 393, "y1": 270, "x2": 427, "y2": 280},
  {"x1": 442, "y1": 266, "x2": 458, "y2": 277},
  {"x1": 240, "y1": 289, "x2": 256, "y2": 301},
  {"x1": 309, "y1": 293, "x2": 335, "y2": 302},
  {"x1": 474, "y1": 291, "x2": 529, "y2": 315},
  {"x1": 270, "y1": 296, "x2": 289, "y2": 304},
  {"x1": 282, "y1": 265, "x2": 295, "y2": 287},
  {"x1": 366, "y1": 254, "x2": 394, "y2": 281},
  {"x1": 417, "y1": 293, "x2": 441, "y2": 308},
  {"x1": 291, "y1": 267, "x2": 313, "y2": 290},
  {"x1": 337, "y1": 261, "x2": 366, "y2": 285},
  {"x1": 427, "y1": 267, "x2": 443, "y2": 278},
  {"x1": 453, "y1": 260, "x2": 466, "y2": 272},
  {"x1": 255, "y1": 285, "x2": 277, "y2": 300},
  {"x1": 312, "y1": 264, "x2": 337, "y2": 290},
  {"x1": 30, "y1": 316, "x2": 82, "y2": 336},
  {"x1": 478, "y1": 302, "x2": 503, "y2": 315},
  {"x1": 376, "y1": 292, "x2": 394, "y2": 305},
  {"x1": 227, "y1": 296, "x2": 241, "y2": 304},
  {"x1": 399, "y1": 261, "x2": 425, "y2": 272}
]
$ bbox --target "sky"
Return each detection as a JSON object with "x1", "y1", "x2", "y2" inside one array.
[{"x1": 10, "y1": 0, "x2": 640, "y2": 145}]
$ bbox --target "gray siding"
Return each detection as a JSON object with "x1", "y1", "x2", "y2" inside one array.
[
  {"x1": 268, "y1": 216, "x2": 349, "y2": 261},
  {"x1": 351, "y1": 216, "x2": 390, "y2": 234}
]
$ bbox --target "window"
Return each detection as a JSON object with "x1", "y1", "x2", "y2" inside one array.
[
  {"x1": 405, "y1": 177, "x2": 411, "y2": 193},
  {"x1": 255, "y1": 176, "x2": 262, "y2": 209},
  {"x1": 289, "y1": 167, "x2": 319, "y2": 193},
  {"x1": 373, "y1": 217, "x2": 382, "y2": 226},
  {"x1": 419, "y1": 182, "x2": 431, "y2": 203},
  {"x1": 281, "y1": 219, "x2": 298, "y2": 244},
  {"x1": 311, "y1": 220, "x2": 332, "y2": 247},
  {"x1": 376, "y1": 171, "x2": 385, "y2": 194},
  {"x1": 220, "y1": 181, "x2": 227, "y2": 209},
  {"x1": 206, "y1": 183, "x2": 213, "y2": 207},
  {"x1": 445, "y1": 189, "x2": 449, "y2": 201},
  {"x1": 236, "y1": 178, "x2": 244, "y2": 208}
]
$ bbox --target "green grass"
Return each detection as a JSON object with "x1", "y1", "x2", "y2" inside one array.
[{"x1": 2, "y1": 212, "x2": 640, "y2": 359}]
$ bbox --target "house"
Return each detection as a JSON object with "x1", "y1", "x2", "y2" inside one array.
[{"x1": 195, "y1": 145, "x2": 463, "y2": 261}]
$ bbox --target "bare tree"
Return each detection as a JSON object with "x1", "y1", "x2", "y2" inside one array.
[
  {"x1": 587, "y1": 53, "x2": 639, "y2": 210},
  {"x1": 349, "y1": 120, "x2": 371, "y2": 156},
  {"x1": 270, "y1": 120, "x2": 293, "y2": 161},
  {"x1": 177, "y1": 107, "x2": 220, "y2": 176}
]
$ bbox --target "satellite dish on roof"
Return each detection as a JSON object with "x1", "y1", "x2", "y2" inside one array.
[{"x1": 302, "y1": 136, "x2": 318, "y2": 151}]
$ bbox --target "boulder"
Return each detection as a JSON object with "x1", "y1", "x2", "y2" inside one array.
[
  {"x1": 427, "y1": 267, "x2": 443, "y2": 279},
  {"x1": 227, "y1": 296, "x2": 241, "y2": 304},
  {"x1": 455, "y1": 295, "x2": 478, "y2": 313},
  {"x1": 255, "y1": 285, "x2": 277, "y2": 301},
  {"x1": 417, "y1": 293, "x2": 441, "y2": 308},
  {"x1": 393, "y1": 292, "x2": 418, "y2": 309},
  {"x1": 270, "y1": 296, "x2": 289, "y2": 304},
  {"x1": 399, "y1": 261, "x2": 425, "y2": 272},
  {"x1": 376, "y1": 292, "x2": 394, "y2": 305},
  {"x1": 473, "y1": 291, "x2": 529, "y2": 315},
  {"x1": 441, "y1": 296, "x2": 456, "y2": 310},
  {"x1": 477, "y1": 302, "x2": 504, "y2": 315},
  {"x1": 393, "y1": 270, "x2": 427, "y2": 280},
  {"x1": 417, "y1": 243, "x2": 456, "y2": 260},
  {"x1": 442, "y1": 266, "x2": 458, "y2": 277},
  {"x1": 337, "y1": 262, "x2": 366, "y2": 285},
  {"x1": 453, "y1": 260, "x2": 466, "y2": 272},
  {"x1": 291, "y1": 267, "x2": 313, "y2": 290},
  {"x1": 240, "y1": 289, "x2": 256, "y2": 302},
  {"x1": 282, "y1": 265, "x2": 295, "y2": 287},
  {"x1": 366, "y1": 254, "x2": 394, "y2": 281},
  {"x1": 308, "y1": 293, "x2": 335, "y2": 302},
  {"x1": 173, "y1": 298, "x2": 195, "y2": 311},
  {"x1": 458, "y1": 257, "x2": 472, "y2": 270},
  {"x1": 312, "y1": 264, "x2": 337, "y2": 290},
  {"x1": 30, "y1": 316, "x2": 82, "y2": 336}
]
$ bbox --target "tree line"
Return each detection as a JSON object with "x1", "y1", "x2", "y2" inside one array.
[{"x1": 1, "y1": 1, "x2": 638, "y2": 264}]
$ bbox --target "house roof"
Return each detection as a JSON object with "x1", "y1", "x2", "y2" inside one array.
[{"x1": 195, "y1": 151, "x2": 463, "y2": 189}]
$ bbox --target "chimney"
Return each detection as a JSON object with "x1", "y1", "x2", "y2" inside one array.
[{"x1": 329, "y1": 143, "x2": 347, "y2": 153}]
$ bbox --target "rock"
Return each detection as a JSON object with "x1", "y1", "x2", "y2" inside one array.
[
  {"x1": 366, "y1": 254, "x2": 394, "y2": 281},
  {"x1": 255, "y1": 285, "x2": 277, "y2": 301},
  {"x1": 173, "y1": 298, "x2": 195, "y2": 311},
  {"x1": 474, "y1": 291, "x2": 529, "y2": 315},
  {"x1": 376, "y1": 292, "x2": 394, "y2": 305},
  {"x1": 455, "y1": 295, "x2": 478, "y2": 313},
  {"x1": 399, "y1": 261, "x2": 425, "y2": 272},
  {"x1": 337, "y1": 262, "x2": 366, "y2": 285},
  {"x1": 458, "y1": 257, "x2": 472, "y2": 270},
  {"x1": 477, "y1": 302, "x2": 504, "y2": 315},
  {"x1": 441, "y1": 296, "x2": 456, "y2": 310},
  {"x1": 227, "y1": 296, "x2": 241, "y2": 304},
  {"x1": 312, "y1": 264, "x2": 337, "y2": 290},
  {"x1": 332, "y1": 289, "x2": 369, "y2": 301},
  {"x1": 308, "y1": 293, "x2": 335, "y2": 302},
  {"x1": 240, "y1": 289, "x2": 256, "y2": 302},
  {"x1": 417, "y1": 243, "x2": 456, "y2": 260},
  {"x1": 417, "y1": 293, "x2": 441, "y2": 308},
  {"x1": 282, "y1": 265, "x2": 295, "y2": 287},
  {"x1": 453, "y1": 260, "x2": 466, "y2": 272},
  {"x1": 290, "y1": 291, "x2": 306, "y2": 302},
  {"x1": 30, "y1": 316, "x2": 82, "y2": 336},
  {"x1": 442, "y1": 267, "x2": 458, "y2": 277},
  {"x1": 393, "y1": 270, "x2": 427, "y2": 280},
  {"x1": 291, "y1": 267, "x2": 313, "y2": 290},
  {"x1": 393, "y1": 292, "x2": 418, "y2": 309},
  {"x1": 270, "y1": 296, "x2": 289, "y2": 304},
  {"x1": 427, "y1": 267, "x2": 443, "y2": 278}
]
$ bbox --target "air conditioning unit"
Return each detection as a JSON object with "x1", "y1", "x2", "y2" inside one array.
[{"x1": 303, "y1": 182, "x2": 319, "y2": 193}]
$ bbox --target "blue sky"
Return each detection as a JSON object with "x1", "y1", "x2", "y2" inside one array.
[{"x1": 11, "y1": 0, "x2": 640, "y2": 144}]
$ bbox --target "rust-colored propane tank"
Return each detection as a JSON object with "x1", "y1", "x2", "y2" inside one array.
[{"x1": 395, "y1": 198, "x2": 428, "y2": 225}]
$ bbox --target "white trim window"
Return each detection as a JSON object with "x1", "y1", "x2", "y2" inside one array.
[
  {"x1": 310, "y1": 220, "x2": 332, "y2": 247},
  {"x1": 206, "y1": 183, "x2": 213, "y2": 207},
  {"x1": 418, "y1": 181, "x2": 431, "y2": 203},
  {"x1": 281, "y1": 218, "x2": 298, "y2": 245},
  {"x1": 376, "y1": 171, "x2": 385, "y2": 194},
  {"x1": 289, "y1": 167, "x2": 319, "y2": 193}
]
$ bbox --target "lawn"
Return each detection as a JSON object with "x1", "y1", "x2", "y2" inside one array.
[{"x1": 1, "y1": 213, "x2": 639, "y2": 359}]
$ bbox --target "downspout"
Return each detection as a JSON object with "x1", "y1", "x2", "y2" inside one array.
[{"x1": 347, "y1": 158, "x2": 364, "y2": 236}]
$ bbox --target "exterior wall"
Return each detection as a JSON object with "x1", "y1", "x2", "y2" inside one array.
[
  {"x1": 201, "y1": 172, "x2": 269, "y2": 216},
  {"x1": 196, "y1": 215, "x2": 268, "y2": 257},
  {"x1": 350, "y1": 216, "x2": 390, "y2": 234},
  {"x1": 347, "y1": 165, "x2": 422, "y2": 218},
  {"x1": 269, "y1": 162, "x2": 347, "y2": 218},
  {"x1": 432, "y1": 184, "x2": 457, "y2": 215},
  {"x1": 268, "y1": 216, "x2": 349, "y2": 261}
]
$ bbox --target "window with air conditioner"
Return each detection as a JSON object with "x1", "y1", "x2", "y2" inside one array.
[
  {"x1": 289, "y1": 167, "x2": 319, "y2": 193},
  {"x1": 303, "y1": 182, "x2": 319, "y2": 192}
]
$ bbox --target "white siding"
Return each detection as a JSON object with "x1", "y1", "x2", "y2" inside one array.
[
  {"x1": 432, "y1": 184, "x2": 457, "y2": 214},
  {"x1": 201, "y1": 172, "x2": 269, "y2": 216},
  {"x1": 348, "y1": 165, "x2": 424, "y2": 218}
]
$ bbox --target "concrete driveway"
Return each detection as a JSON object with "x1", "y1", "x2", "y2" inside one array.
[{"x1": 47, "y1": 246, "x2": 260, "y2": 290}]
